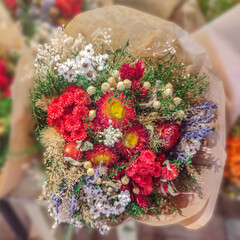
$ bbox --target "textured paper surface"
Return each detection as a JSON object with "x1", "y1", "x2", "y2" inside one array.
[{"x1": 65, "y1": 5, "x2": 226, "y2": 228}]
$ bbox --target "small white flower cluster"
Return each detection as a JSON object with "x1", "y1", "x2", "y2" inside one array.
[
  {"x1": 81, "y1": 184, "x2": 130, "y2": 231},
  {"x1": 179, "y1": 139, "x2": 201, "y2": 158},
  {"x1": 56, "y1": 44, "x2": 108, "y2": 82},
  {"x1": 35, "y1": 28, "x2": 85, "y2": 73},
  {"x1": 99, "y1": 121, "x2": 122, "y2": 147}
]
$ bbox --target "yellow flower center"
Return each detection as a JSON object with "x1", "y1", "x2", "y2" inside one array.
[
  {"x1": 94, "y1": 154, "x2": 111, "y2": 165},
  {"x1": 125, "y1": 132, "x2": 139, "y2": 148},
  {"x1": 108, "y1": 100, "x2": 125, "y2": 119}
]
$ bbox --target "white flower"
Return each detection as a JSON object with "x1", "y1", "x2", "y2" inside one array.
[
  {"x1": 112, "y1": 202, "x2": 126, "y2": 215},
  {"x1": 99, "y1": 122, "x2": 122, "y2": 147},
  {"x1": 180, "y1": 139, "x2": 201, "y2": 157},
  {"x1": 118, "y1": 190, "x2": 131, "y2": 206},
  {"x1": 84, "y1": 44, "x2": 95, "y2": 56},
  {"x1": 90, "y1": 206, "x2": 101, "y2": 219},
  {"x1": 101, "y1": 204, "x2": 111, "y2": 217},
  {"x1": 95, "y1": 194, "x2": 107, "y2": 203}
]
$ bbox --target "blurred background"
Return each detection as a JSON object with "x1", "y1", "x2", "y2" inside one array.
[{"x1": 0, "y1": 0, "x2": 239, "y2": 239}]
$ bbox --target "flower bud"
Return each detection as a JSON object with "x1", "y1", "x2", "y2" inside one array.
[
  {"x1": 173, "y1": 97, "x2": 182, "y2": 105},
  {"x1": 153, "y1": 101, "x2": 161, "y2": 109},
  {"x1": 117, "y1": 81, "x2": 126, "y2": 91},
  {"x1": 175, "y1": 110, "x2": 185, "y2": 119},
  {"x1": 121, "y1": 175, "x2": 130, "y2": 185},
  {"x1": 107, "y1": 187, "x2": 113, "y2": 193},
  {"x1": 162, "y1": 88, "x2": 173, "y2": 98},
  {"x1": 132, "y1": 187, "x2": 140, "y2": 194},
  {"x1": 96, "y1": 177, "x2": 102, "y2": 185},
  {"x1": 111, "y1": 70, "x2": 120, "y2": 79},
  {"x1": 164, "y1": 83, "x2": 173, "y2": 90},
  {"x1": 87, "y1": 167, "x2": 95, "y2": 176},
  {"x1": 84, "y1": 161, "x2": 92, "y2": 169},
  {"x1": 108, "y1": 77, "x2": 116, "y2": 88},
  {"x1": 123, "y1": 79, "x2": 132, "y2": 89},
  {"x1": 89, "y1": 110, "x2": 96, "y2": 121},
  {"x1": 101, "y1": 82, "x2": 111, "y2": 93},
  {"x1": 143, "y1": 81, "x2": 151, "y2": 90},
  {"x1": 87, "y1": 86, "x2": 96, "y2": 95}
]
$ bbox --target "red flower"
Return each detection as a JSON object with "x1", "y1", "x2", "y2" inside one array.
[
  {"x1": 126, "y1": 150, "x2": 162, "y2": 195},
  {"x1": 135, "y1": 194, "x2": 148, "y2": 209},
  {"x1": 162, "y1": 162, "x2": 179, "y2": 180},
  {"x1": 139, "y1": 149, "x2": 156, "y2": 163},
  {"x1": 64, "y1": 142, "x2": 83, "y2": 161},
  {"x1": 55, "y1": 0, "x2": 83, "y2": 18},
  {"x1": 47, "y1": 85, "x2": 90, "y2": 142},
  {"x1": 120, "y1": 60, "x2": 145, "y2": 82},
  {"x1": 84, "y1": 144, "x2": 119, "y2": 166},
  {"x1": 0, "y1": 59, "x2": 12, "y2": 97},
  {"x1": 156, "y1": 153, "x2": 166, "y2": 165},
  {"x1": 116, "y1": 122, "x2": 149, "y2": 158},
  {"x1": 95, "y1": 92, "x2": 136, "y2": 128},
  {"x1": 157, "y1": 122, "x2": 180, "y2": 150}
]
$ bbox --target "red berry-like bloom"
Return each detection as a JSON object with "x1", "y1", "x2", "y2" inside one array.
[
  {"x1": 162, "y1": 163, "x2": 179, "y2": 180},
  {"x1": 126, "y1": 150, "x2": 162, "y2": 195},
  {"x1": 116, "y1": 122, "x2": 149, "y2": 158},
  {"x1": 0, "y1": 58, "x2": 12, "y2": 97},
  {"x1": 95, "y1": 92, "x2": 136, "y2": 128},
  {"x1": 64, "y1": 142, "x2": 83, "y2": 161},
  {"x1": 157, "y1": 122, "x2": 180, "y2": 150},
  {"x1": 47, "y1": 85, "x2": 90, "y2": 142},
  {"x1": 120, "y1": 60, "x2": 145, "y2": 82},
  {"x1": 55, "y1": 0, "x2": 82, "y2": 18},
  {"x1": 84, "y1": 144, "x2": 119, "y2": 166}
]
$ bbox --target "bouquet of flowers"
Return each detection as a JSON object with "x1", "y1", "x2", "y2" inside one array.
[
  {"x1": 32, "y1": 6, "x2": 225, "y2": 233},
  {"x1": 0, "y1": 53, "x2": 18, "y2": 167}
]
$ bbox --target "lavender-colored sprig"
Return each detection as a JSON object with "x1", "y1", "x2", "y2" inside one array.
[{"x1": 175, "y1": 101, "x2": 217, "y2": 162}]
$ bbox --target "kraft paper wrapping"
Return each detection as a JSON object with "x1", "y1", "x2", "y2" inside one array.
[
  {"x1": 193, "y1": 4, "x2": 240, "y2": 133},
  {"x1": 65, "y1": 5, "x2": 226, "y2": 228},
  {"x1": 114, "y1": 0, "x2": 206, "y2": 33}
]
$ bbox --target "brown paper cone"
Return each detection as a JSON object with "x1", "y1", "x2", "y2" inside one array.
[{"x1": 64, "y1": 5, "x2": 226, "y2": 228}]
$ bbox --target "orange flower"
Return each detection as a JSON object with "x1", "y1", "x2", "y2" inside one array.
[{"x1": 224, "y1": 136, "x2": 240, "y2": 186}]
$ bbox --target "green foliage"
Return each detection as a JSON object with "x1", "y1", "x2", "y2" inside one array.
[
  {"x1": 198, "y1": 0, "x2": 238, "y2": 21},
  {"x1": 0, "y1": 97, "x2": 12, "y2": 167},
  {"x1": 143, "y1": 56, "x2": 208, "y2": 120},
  {"x1": 32, "y1": 73, "x2": 69, "y2": 136}
]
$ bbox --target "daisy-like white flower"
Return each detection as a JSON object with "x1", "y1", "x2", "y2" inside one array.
[
  {"x1": 90, "y1": 206, "x2": 101, "y2": 219},
  {"x1": 95, "y1": 54, "x2": 108, "y2": 71},
  {"x1": 112, "y1": 201, "x2": 126, "y2": 215},
  {"x1": 95, "y1": 194, "x2": 107, "y2": 203},
  {"x1": 84, "y1": 44, "x2": 95, "y2": 56},
  {"x1": 101, "y1": 204, "x2": 111, "y2": 217}
]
